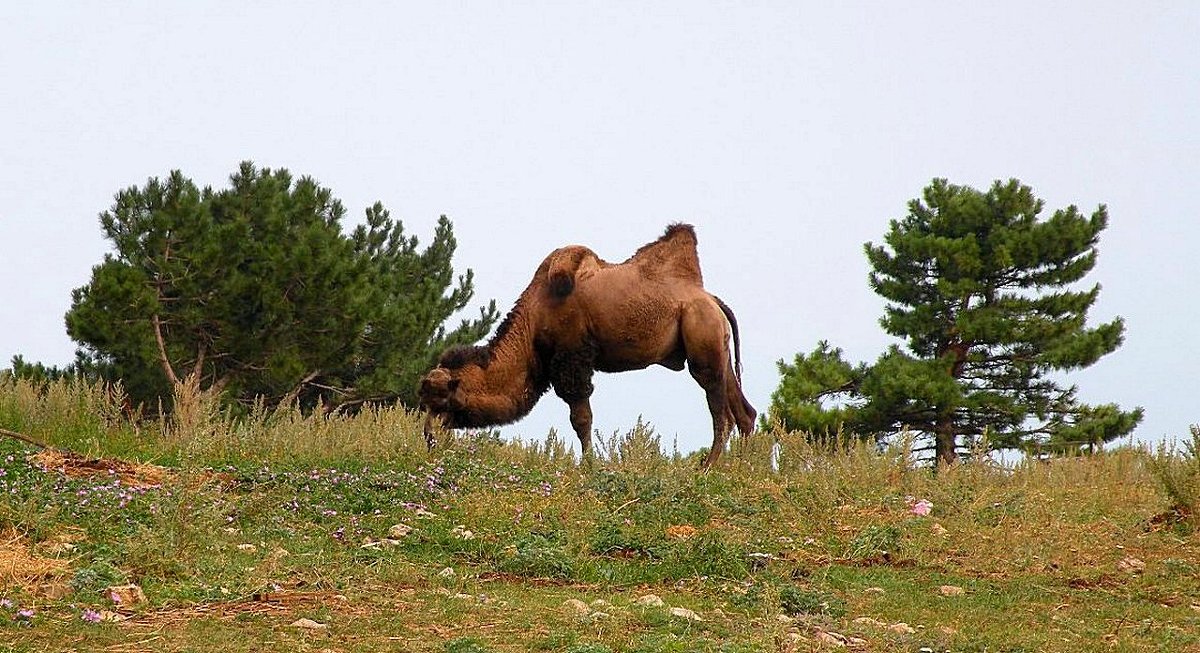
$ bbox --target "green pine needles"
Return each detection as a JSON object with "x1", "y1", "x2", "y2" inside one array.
[
  {"x1": 768, "y1": 178, "x2": 1142, "y2": 464},
  {"x1": 62, "y1": 162, "x2": 497, "y2": 413}
]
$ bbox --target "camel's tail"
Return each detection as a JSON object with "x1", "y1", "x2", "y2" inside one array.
[{"x1": 711, "y1": 294, "x2": 743, "y2": 384}]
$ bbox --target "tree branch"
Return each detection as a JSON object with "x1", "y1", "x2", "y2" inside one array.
[
  {"x1": 0, "y1": 427, "x2": 51, "y2": 450},
  {"x1": 151, "y1": 314, "x2": 181, "y2": 386}
]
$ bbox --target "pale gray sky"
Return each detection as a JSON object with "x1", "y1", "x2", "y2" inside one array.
[{"x1": 2, "y1": 4, "x2": 1196, "y2": 454}]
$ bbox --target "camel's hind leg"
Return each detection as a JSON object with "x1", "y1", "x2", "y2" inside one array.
[
  {"x1": 727, "y1": 379, "x2": 757, "y2": 436},
  {"x1": 681, "y1": 299, "x2": 737, "y2": 468}
]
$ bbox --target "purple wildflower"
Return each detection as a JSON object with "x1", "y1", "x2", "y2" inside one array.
[{"x1": 82, "y1": 609, "x2": 102, "y2": 623}]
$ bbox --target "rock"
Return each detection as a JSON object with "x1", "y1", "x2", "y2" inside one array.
[
  {"x1": 669, "y1": 606, "x2": 702, "y2": 621},
  {"x1": 814, "y1": 629, "x2": 848, "y2": 647},
  {"x1": 38, "y1": 581, "x2": 74, "y2": 600},
  {"x1": 237, "y1": 543, "x2": 257, "y2": 553},
  {"x1": 451, "y1": 525, "x2": 475, "y2": 540},
  {"x1": 1117, "y1": 556, "x2": 1146, "y2": 574},
  {"x1": 563, "y1": 598, "x2": 590, "y2": 615},
  {"x1": 105, "y1": 583, "x2": 147, "y2": 606},
  {"x1": 290, "y1": 618, "x2": 328, "y2": 630},
  {"x1": 888, "y1": 622, "x2": 916, "y2": 634},
  {"x1": 437, "y1": 566, "x2": 455, "y2": 578},
  {"x1": 938, "y1": 585, "x2": 965, "y2": 597},
  {"x1": 930, "y1": 523, "x2": 948, "y2": 536},
  {"x1": 388, "y1": 523, "x2": 413, "y2": 538},
  {"x1": 414, "y1": 507, "x2": 437, "y2": 519},
  {"x1": 853, "y1": 617, "x2": 886, "y2": 628},
  {"x1": 590, "y1": 599, "x2": 611, "y2": 609},
  {"x1": 665, "y1": 524, "x2": 697, "y2": 540},
  {"x1": 635, "y1": 594, "x2": 664, "y2": 607}
]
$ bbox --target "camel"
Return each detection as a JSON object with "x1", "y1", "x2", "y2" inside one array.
[{"x1": 418, "y1": 223, "x2": 756, "y2": 468}]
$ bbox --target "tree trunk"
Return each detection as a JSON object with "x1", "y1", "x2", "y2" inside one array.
[{"x1": 935, "y1": 414, "x2": 957, "y2": 466}]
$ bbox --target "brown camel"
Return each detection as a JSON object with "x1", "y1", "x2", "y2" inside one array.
[{"x1": 418, "y1": 223, "x2": 755, "y2": 468}]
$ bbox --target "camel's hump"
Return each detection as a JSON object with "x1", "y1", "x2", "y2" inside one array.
[{"x1": 625, "y1": 223, "x2": 702, "y2": 282}]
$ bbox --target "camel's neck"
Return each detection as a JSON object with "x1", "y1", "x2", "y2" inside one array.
[{"x1": 459, "y1": 310, "x2": 549, "y2": 427}]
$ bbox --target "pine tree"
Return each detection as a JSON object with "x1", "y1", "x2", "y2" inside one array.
[
  {"x1": 769, "y1": 178, "x2": 1142, "y2": 464},
  {"x1": 65, "y1": 163, "x2": 496, "y2": 412}
]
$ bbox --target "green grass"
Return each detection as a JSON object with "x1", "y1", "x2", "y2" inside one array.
[{"x1": 1, "y1": 378, "x2": 1199, "y2": 652}]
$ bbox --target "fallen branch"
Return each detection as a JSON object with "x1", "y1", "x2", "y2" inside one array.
[{"x1": 0, "y1": 427, "x2": 51, "y2": 450}]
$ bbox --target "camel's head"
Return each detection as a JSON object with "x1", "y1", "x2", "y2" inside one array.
[{"x1": 418, "y1": 366, "x2": 463, "y2": 429}]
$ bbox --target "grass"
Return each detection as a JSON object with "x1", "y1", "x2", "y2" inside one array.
[{"x1": 1, "y1": 377, "x2": 1198, "y2": 652}]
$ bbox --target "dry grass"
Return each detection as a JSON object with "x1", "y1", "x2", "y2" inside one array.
[
  {"x1": 30, "y1": 449, "x2": 168, "y2": 489},
  {"x1": 0, "y1": 527, "x2": 68, "y2": 592}
]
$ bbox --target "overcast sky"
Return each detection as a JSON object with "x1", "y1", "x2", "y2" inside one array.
[{"x1": 2, "y1": 4, "x2": 1196, "y2": 455}]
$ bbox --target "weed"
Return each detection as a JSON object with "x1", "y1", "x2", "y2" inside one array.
[
  {"x1": 1147, "y1": 426, "x2": 1200, "y2": 517},
  {"x1": 778, "y1": 584, "x2": 846, "y2": 618},
  {"x1": 444, "y1": 637, "x2": 494, "y2": 653},
  {"x1": 845, "y1": 524, "x2": 902, "y2": 562}
]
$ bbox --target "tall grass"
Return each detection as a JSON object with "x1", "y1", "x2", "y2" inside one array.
[
  {"x1": 0, "y1": 376, "x2": 136, "y2": 457},
  {"x1": 3, "y1": 378, "x2": 1198, "y2": 652}
]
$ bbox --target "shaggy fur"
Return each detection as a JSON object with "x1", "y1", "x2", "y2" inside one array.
[{"x1": 418, "y1": 223, "x2": 755, "y2": 468}]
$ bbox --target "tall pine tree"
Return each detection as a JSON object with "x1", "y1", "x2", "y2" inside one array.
[
  {"x1": 65, "y1": 163, "x2": 496, "y2": 412},
  {"x1": 768, "y1": 178, "x2": 1142, "y2": 464}
]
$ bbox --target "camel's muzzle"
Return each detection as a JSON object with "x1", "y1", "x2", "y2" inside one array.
[{"x1": 422, "y1": 411, "x2": 437, "y2": 451}]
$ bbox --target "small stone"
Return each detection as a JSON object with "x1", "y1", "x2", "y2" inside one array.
[
  {"x1": 388, "y1": 523, "x2": 413, "y2": 538},
  {"x1": 451, "y1": 525, "x2": 475, "y2": 540},
  {"x1": 98, "y1": 610, "x2": 126, "y2": 622},
  {"x1": 669, "y1": 606, "x2": 702, "y2": 621},
  {"x1": 776, "y1": 613, "x2": 795, "y2": 623},
  {"x1": 452, "y1": 593, "x2": 474, "y2": 600},
  {"x1": 665, "y1": 524, "x2": 697, "y2": 540},
  {"x1": 590, "y1": 611, "x2": 612, "y2": 619},
  {"x1": 889, "y1": 622, "x2": 916, "y2": 634},
  {"x1": 930, "y1": 523, "x2": 948, "y2": 536},
  {"x1": 437, "y1": 567, "x2": 455, "y2": 578},
  {"x1": 290, "y1": 618, "x2": 328, "y2": 630},
  {"x1": 237, "y1": 543, "x2": 257, "y2": 553},
  {"x1": 590, "y1": 599, "x2": 611, "y2": 609},
  {"x1": 938, "y1": 585, "x2": 965, "y2": 597},
  {"x1": 635, "y1": 594, "x2": 664, "y2": 607},
  {"x1": 105, "y1": 583, "x2": 147, "y2": 606},
  {"x1": 563, "y1": 598, "x2": 590, "y2": 615},
  {"x1": 414, "y1": 508, "x2": 437, "y2": 519},
  {"x1": 853, "y1": 617, "x2": 886, "y2": 628}
]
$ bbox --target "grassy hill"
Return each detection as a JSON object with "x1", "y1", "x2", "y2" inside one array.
[{"x1": 1, "y1": 378, "x2": 1197, "y2": 652}]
